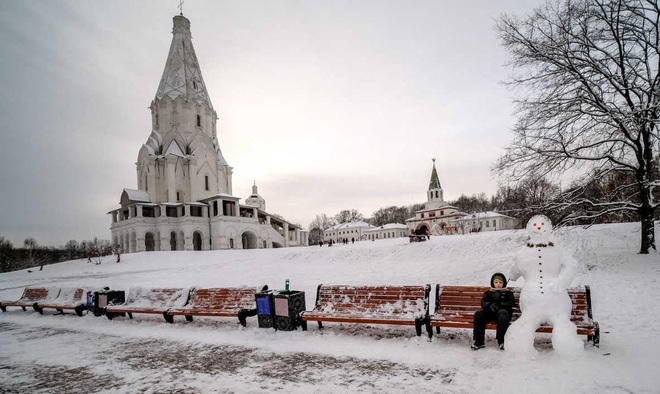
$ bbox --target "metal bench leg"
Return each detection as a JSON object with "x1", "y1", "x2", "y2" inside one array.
[
  {"x1": 238, "y1": 308, "x2": 257, "y2": 327},
  {"x1": 33, "y1": 304, "x2": 43, "y2": 314},
  {"x1": 592, "y1": 323, "x2": 600, "y2": 347},
  {"x1": 415, "y1": 319, "x2": 423, "y2": 336},
  {"x1": 21, "y1": 306, "x2": 26, "y2": 311},
  {"x1": 74, "y1": 305, "x2": 85, "y2": 317},
  {"x1": 317, "y1": 321, "x2": 323, "y2": 329},
  {"x1": 185, "y1": 315, "x2": 193, "y2": 322},
  {"x1": 163, "y1": 312, "x2": 174, "y2": 324},
  {"x1": 426, "y1": 320, "x2": 433, "y2": 340},
  {"x1": 127, "y1": 312, "x2": 133, "y2": 319},
  {"x1": 0, "y1": 304, "x2": 6, "y2": 312}
]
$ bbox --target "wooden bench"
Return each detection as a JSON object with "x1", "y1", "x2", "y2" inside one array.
[
  {"x1": 105, "y1": 287, "x2": 190, "y2": 321},
  {"x1": 0, "y1": 287, "x2": 57, "y2": 313},
  {"x1": 429, "y1": 285, "x2": 600, "y2": 346},
  {"x1": 301, "y1": 284, "x2": 431, "y2": 336},
  {"x1": 165, "y1": 286, "x2": 260, "y2": 326},
  {"x1": 34, "y1": 287, "x2": 87, "y2": 316}
]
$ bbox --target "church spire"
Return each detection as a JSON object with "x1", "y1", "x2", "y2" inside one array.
[
  {"x1": 429, "y1": 158, "x2": 442, "y2": 190},
  {"x1": 155, "y1": 14, "x2": 213, "y2": 108},
  {"x1": 426, "y1": 158, "x2": 444, "y2": 208}
]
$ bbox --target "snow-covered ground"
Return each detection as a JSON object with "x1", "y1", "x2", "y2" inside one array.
[{"x1": 1, "y1": 222, "x2": 658, "y2": 393}]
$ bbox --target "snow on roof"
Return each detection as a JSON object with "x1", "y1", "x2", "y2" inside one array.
[
  {"x1": 165, "y1": 141, "x2": 185, "y2": 157},
  {"x1": 415, "y1": 204, "x2": 460, "y2": 213},
  {"x1": 327, "y1": 221, "x2": 375, "y2": 231},
  {"x1": 457, "y1": 211, "x2": 516, "y2": 220},
  {"x1": 123, "y1": 189, "x2": 151, "y2": 203},
  {"x1": 364, "y1": 223, "x2": 408, "y2": 233},
  {"x1": 198, "y1": 193, "x2": 240, "y2": 202}
]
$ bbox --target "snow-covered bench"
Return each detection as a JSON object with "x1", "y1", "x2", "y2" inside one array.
[
  {"x1": 409, "y1": 235, "x2": 428, "y2": 243},
  {"x1": 34, "y1": 287, "x2": 87, "y2": 316},
  {"x1": 105, "y1": 287, "x2": 190, "y2": 321},
  {"x1": 429, "y1": 285, "x2": 600, "y2": 346},
  {"x1": 301, "y1": 284, "x2": 432, "y2": 336},
  {"x1": 165, "y1": 286, "x2": 261, "y2": 325},
  {"x1": 0, "y1": 287, "x2": 57, "y2": 313}
]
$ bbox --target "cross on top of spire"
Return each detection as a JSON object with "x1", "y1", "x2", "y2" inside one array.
[{"x1": 178, "y1": 0, "x2": 184, "y2": 15}]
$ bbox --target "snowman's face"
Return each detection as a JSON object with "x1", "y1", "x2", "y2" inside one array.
[{"x1": 526, "y1": 215, "x2": 552, "y2": 238}]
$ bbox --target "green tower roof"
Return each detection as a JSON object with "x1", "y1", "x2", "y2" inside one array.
[{"x1": 428, "y1": 159, "x2": 442, "y2": 190}]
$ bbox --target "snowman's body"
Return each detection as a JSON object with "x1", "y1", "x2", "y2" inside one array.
[{"x1": 504, "y1": 215, "x2": 583, "y2": 355}]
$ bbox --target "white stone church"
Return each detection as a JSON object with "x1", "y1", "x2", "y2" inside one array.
[{"x1": 109, "y1": 13, "x2": 307, "y2": 253}]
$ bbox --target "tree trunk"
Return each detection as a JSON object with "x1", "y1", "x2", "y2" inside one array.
[
  {"x1": 638, "y1": 187, "x2": 656, "y2": 254},
  {"x1": 639, "y1": 215, "x2": 656, "y2": 254}
]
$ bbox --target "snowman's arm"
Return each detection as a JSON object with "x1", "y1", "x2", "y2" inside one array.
[
  {"x1": 507, "y1": 254, "x2": 523, "y2": 282},
  {"x1": 556, "y1": 249, "x2": 579, "y2": 288}
]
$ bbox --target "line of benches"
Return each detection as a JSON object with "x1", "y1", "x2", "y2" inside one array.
[
  {"x1": 105, "y1": 286, "x2": 261, "y2": 326},
  {"x1": 0, "y1": 283, "x2": 599, "y2": 346},
  {"x1": 0, "y1": 287, "x2": 88, "y2": 316},
  {"x1": 0, "y1": 286, "x2": 262, "y2": 326}
]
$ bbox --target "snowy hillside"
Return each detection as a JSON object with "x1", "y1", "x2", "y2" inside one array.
[{"x1": 1, "y1": 222, "x2": 658, "y2": 393}]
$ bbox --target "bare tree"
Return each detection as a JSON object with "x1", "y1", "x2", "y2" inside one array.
[
  {"x1": 492, "y1": 177, "x2": 562, "y2": 226},
  {"x1": 370, "y1": 206, "x2": 411, "y2": 226},
  {"x1": 64, "y1": 240, "x2": 79, "y2": 261},
  {"x1": 450, "y1": 193, "x2": 493, "y2": 214},
  {"x1": 23, "y1": 237, "x2": 39, "y2": 268},
  {"x1": 494, "y1": 0, "x2": 660, "y2": 253},
  {"x1": 334, "y1": 209, "x2": 364, "y2": 224},
  {"x1": 0, "y1": 237, "x2": 16, "y2": 272},
  {"x1": 308, "y1": 214, "x2": 337, "y2": 245}
]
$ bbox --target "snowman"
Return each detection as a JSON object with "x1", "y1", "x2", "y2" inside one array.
[{"x1": 504, "y1": 214, "x2": 583, "y2": 355}]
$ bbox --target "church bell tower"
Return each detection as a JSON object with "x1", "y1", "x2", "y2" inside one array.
[
  {"x1": 426, "y1": 158, "x2": 444, "y2": 209},
  {"x1": 135, "y1": 13, "x2": 233, "y2": 203}
]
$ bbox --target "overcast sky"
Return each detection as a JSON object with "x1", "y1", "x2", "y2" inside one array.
[{"x1": 0, "y1": 0, "x2": 547, "y2": 247}]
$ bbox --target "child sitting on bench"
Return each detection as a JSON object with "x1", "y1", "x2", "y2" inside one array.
[{"x1": 471, "y1": 272, "x2": 515, "y2": 350}]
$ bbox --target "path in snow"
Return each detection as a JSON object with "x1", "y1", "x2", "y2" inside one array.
[{"x1": 0, "y1": 321, "x2": 457, "y2": 393}]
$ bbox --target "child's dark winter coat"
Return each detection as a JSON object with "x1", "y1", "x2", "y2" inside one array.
[{"x1": 472, "y1": 272, "x2": 516, "y2": 349}]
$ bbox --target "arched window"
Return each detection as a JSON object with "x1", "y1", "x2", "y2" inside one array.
[
  {"x1": 193, "y1": 232, "x2": 202, "y2": 251},
  {"x1": 205, "y1": 175, "x2": 209, "y2": 191},
  {"x1": 196, "y1": 115, "x2": 201, "y2": 127},
  {"x1": 170, "y1": 232, "x2": 177, "y2": 251},
  {"x1": 145, "y1": 233, "x2": 155, "y2": 252},
  {"x1": 229, "y1": 238, "x2": 234, "y2": 249}
]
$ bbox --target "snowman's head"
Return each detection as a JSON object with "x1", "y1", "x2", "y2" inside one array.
[{"x1": 526, "y1": 214, "x2": 552, "y2": 242}]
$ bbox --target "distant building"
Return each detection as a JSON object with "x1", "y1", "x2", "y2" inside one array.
[
  {"x1": 450, "y1": 211, "x2": 518, "y2": 233},
  {"x1": 324, "y1": 221, "x2": 375, "y2": 243},
  {"x1": 109, "y1": 13, "x2": 307, "y2": 252},
  {"x1": 405, "y1": 160, "x2": 519, "y2": 235},
  {"x1": 406, "y1": 159, "x2": 465, "y2": 235},
  {"x1": 364, "y1": 223, "x2": 409, "y2": 241}
]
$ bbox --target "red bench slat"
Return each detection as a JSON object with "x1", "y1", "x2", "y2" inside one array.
[
  {"x1": 301, "y1": 284, "x2": 431, "y2": 336},
  {"x1": 35, "y1": 287, "x2": 87, "y2": 316},
  {"x1": 0, "y1": 287, "x2": 58, "y2": 312},
  {"x1": 166, "y1": 287, "x2": 258, "y2": 325}
]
